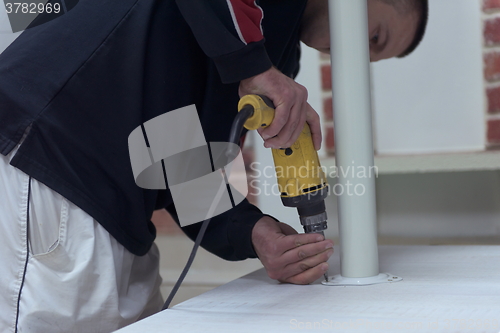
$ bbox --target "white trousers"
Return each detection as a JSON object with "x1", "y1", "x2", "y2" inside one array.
[{"x1": 0, "y1": 147, "x2": 163, "y2": 332}]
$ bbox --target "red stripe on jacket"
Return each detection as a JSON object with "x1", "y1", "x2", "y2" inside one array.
[{"x1": 227, "y1": 0, "x2": 264, "y2": 44}]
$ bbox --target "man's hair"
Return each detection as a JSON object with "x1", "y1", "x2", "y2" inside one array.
[{"x1": 397, "y1": 0, "x2": 429, "y2": 58}]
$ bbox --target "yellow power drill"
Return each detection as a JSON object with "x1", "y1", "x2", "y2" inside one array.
[{"x1": 229, "y1": 95, "x2": 330, "y2": 281}]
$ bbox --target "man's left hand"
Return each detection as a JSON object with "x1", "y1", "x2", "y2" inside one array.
[{"x1": 251, "y1": 216, "x2": 334, "y2": 284}]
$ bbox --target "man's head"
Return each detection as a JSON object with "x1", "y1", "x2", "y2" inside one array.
[{"x1": 300, "y1": 0, "x2": 429, "y2": 62}]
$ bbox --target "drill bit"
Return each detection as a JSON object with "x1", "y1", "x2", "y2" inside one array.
[{"x1": 317, "y1": 230, "x2": 329, "y2": 282}]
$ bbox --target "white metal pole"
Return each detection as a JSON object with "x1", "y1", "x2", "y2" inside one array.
[{"x1": 328, "y1": 0, "x2": 379, "y2": 278}]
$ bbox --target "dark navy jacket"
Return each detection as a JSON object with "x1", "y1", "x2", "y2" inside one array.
[{"x1": 0, "y1": 0, "x2": 306, "y2": 257}]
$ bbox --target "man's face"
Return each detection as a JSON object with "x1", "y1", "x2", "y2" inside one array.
[
  {"x1": 368, "y1": 0, "x2": 419, "y2": 61},
  {"x1": 300, "y1": 0, "x2": 419, "y2": 62}
]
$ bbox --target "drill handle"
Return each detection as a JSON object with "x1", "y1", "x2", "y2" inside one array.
[{"x1": 237, "y1": 95, "x2": 276, "y2": 130}]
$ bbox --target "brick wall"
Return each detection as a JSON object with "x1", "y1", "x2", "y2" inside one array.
[
  {"x1": 320, "y1": 53, "x2": 335, "y2": 155},
  {"x1": 484, "y1": 0, "x2": 500, "y2": 146}
]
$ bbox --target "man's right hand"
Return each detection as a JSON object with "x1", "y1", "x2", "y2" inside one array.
[{"x1": 239, "y1": 67, "x2": 322, "y2": 151}]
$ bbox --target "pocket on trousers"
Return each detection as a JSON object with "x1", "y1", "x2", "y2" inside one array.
[{"x1": 27, "y1": 178, "x2": 68, "y2": 257}]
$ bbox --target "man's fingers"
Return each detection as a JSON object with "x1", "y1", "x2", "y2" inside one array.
[
  {"x1": 268, "y1": 98, "x2": 307, "y2": 149},
  {"x1": 280, "y1": 247, "x2": 333, "y2": 280},
  {"x1": 262, "y1": 97, "x2": 293, "y2": 140},
  {"x1": 260, "y1": 102, "x2": 290, "y2": 141},
  {"x1": 283, "y1": 100, "x2": 307, "y2": 148},
  {"x1": 264, "y1": 235, "x2": 332, "y2": 279},
  {"x1": 261, "y1": 103, "x2": 319, "y2": 150},
  {"x1": 239, "y1": 67, "x2": 313, "y2": 149},
  {"x1": 252, "y1": 217, "x2": 335, "y2": 284},
  {"x1": 281, "y1": 262, "x2": 330, "y2": 285},
  {"x1": 279, "y1": 97, "x2": 307, "y2": 146},
  {"x1": 266, "y1": 232, "x2": 326, "y2": 262},
  {"x1": 260, "y1": 83, "x2": 308, "y2": 148},
  {"x1": 281, "y1": 239, "x2": 333, "y2": 263},
  {"x1": 276, "y1": 232, "x2": 325, "y2": 255},
  {"x1": 306, "y1": 103, "x2": 322, "y2": 150},
  {"x1": 273, "y1": 239, "x2": 332, "y2": 279}
]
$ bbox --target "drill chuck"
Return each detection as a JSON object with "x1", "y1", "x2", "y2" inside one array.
[
  {"x1": 296, "y1": 198, "x2": 328, "y2": 234},
  {"x1": 300, "y1": 212, "x2": 327, "y2": 234}
]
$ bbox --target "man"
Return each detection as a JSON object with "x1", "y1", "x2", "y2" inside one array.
[{"x1": 0, "y1": 0, "x2": 428, "y2": 331}]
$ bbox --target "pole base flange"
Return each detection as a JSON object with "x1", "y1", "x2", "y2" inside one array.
[{"x1": 322, "y1": 273, "x2": 402, "y2": 286}]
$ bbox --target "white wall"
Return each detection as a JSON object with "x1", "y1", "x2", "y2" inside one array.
[{"x1": 371, "y1": 0, "x2": 485, "y2": 154}]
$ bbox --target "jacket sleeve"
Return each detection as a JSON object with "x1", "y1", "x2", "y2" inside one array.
[
  {"x1": 164, "y1": 197, "x2": 264, "y2": 261},
  {"x1": 175, "y1": 0, "x2": 273, "y2": 83}
]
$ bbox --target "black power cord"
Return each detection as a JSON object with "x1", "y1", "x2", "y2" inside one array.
[{"x1": 161, "y1": 217, "x2": 211, "y2": 310}]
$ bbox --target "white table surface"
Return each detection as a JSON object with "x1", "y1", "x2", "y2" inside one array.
[{"x1": 116, "y1": 246, "x2": 500, "y2": 333}]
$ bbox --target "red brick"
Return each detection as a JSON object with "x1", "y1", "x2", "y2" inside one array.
[
  {"x1": 485, "y1": 52, "x2": 500, "y2": 81},
  {"x1": 483, "y1": 0, "x2": 500, "y2": 11},
  {"x1": 321, "y1": 65, "x2": 332, "y2": 91},
  {"x1": 323, "y1": 97, "x2": 333, "y2": 121},
  {"x1": 485, "y1": 18, "x2": 500, "y2": 46},
  {"x1": 487, "y1": 119, "x2": 500, "y2": 143},
  {"x1": 487, "y1": 86, "x2": 500, "y2": 113},
  {"x1": 325, "y1": 125, "x2": 335, "y2": 153}
]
